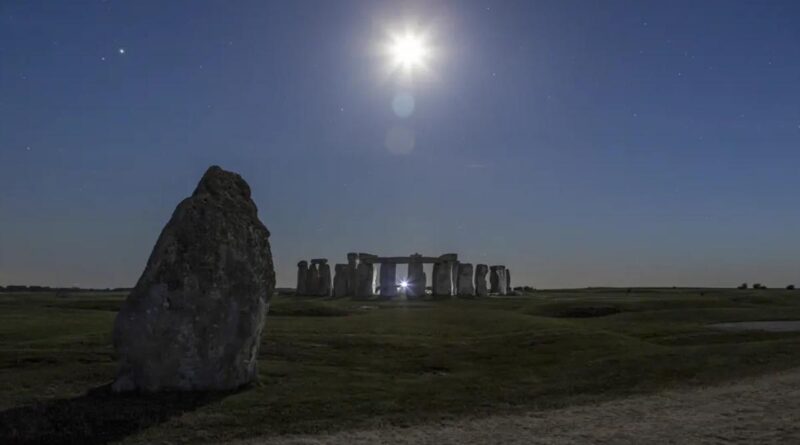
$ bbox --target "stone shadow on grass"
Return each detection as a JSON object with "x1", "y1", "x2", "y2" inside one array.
[{"x1": 0, "y1": 384, "x2": 231, "y2": 445}]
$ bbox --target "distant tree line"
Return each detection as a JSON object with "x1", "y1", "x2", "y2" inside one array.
[
  {"x1": 0, "y1": 285, "x2": 131, "y2": 293},
  {"x1": 737, "y1": 283, "x2": 796, "y2": 290}
]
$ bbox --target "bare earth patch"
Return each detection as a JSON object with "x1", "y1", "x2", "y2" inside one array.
[{"x1": 237, "y1": 369, "x2": 800, "y2": 445}]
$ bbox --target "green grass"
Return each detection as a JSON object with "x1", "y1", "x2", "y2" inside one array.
[{"x1": 2, "y1": 288, "x2": 800, "y2": 444}]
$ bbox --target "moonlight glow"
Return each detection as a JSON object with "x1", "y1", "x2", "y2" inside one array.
[{"x1": 386, "y1": 30, "x2": 431, "y2": 75}]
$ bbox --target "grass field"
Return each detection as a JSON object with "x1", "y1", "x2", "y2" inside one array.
[{"x1": 2, "y1": 288, "x2": 800, "y2": 444}]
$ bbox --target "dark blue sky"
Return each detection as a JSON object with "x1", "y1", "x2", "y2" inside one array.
[{"x1": 2, "y1": 0, "x2": 799, "y2": 288}]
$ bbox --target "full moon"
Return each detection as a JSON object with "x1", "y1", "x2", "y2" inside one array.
[{"x1": 386, "y1": 31, "x2": 430, "y2": 74}]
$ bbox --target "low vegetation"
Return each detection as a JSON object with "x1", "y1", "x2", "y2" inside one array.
[{"x1": 2, "y1": 288, "x2": 800, "y2": 444}]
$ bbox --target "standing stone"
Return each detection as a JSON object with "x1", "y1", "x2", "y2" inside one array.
[
  {"x1": 306, "y1": 264, "x2": 319, "y2": 296},
  {"x1": 490, "y1": 266, "x2": 507, "y2": 295},
  {"x1": 355, "y1": 262, "x2": 374, "y2": 298},
  {"x1": 475, "y1": 264, "x2": 489, "y2": 297},
  {"x1": 333, "y1": 264, "x2": 349, "y2": 297},
  {"x1": 457, "y1": 263, "x2": 474, "y2": 297},
  {"x1": 347, "y1": 253, "x2": 358, "y2": 296},
  {"x1": 451, "y1": 261, "x2": 460, "y2": 295},
  {"x1": 112, "y1": 166, "x2": 274, "y2": 392},
  {"x1": 379, "y1": 263, "x2": 397, "y2": 299},
  {"x1": 296, "y1": 261, "x2": 308, "y2": 296},
  {"x1": 318, "y1": 263, "x2": 331, "y2": 297},
  {"x1": 433, "y1": 262, "x2": 452, "y2": 296},
  {"x1": 506, "y1": 269, "x2": 511, "y2": 293},
  {"x1": 407, "y1": 255, "x2": 425, "y2": 299}
]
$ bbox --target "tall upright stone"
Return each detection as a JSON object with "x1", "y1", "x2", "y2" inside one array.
[
  {"x1": 407, "y1": 254, "x2": 425, "y2": 299},
  {"x1": 475, "y1": 264, "x2": 489, "y2": 297},
  {"x1": 433, "y1": 262, "x2": 452, "y2": 296},
  {"x1": 355, "y1": 262, "x2": 374, "y2": 298},
  {"x1": 296, "y1": 261, "x2": 308, "y2": 296},
  {"x1": 306, "y1": 263, "x2": 319, "y2": 296},
  {"x1": 490, "y1": 266, "x2": 507, "y2": 295},
  {"x1": 451, "y1": 261, "x2": 460, "y2": 295},
  {"x1": 347, "y1": 253, "x2": 358, "y2": 296},
  {"x1": 318, "y1": 263, "x2": 331, "y2": 297},
  {"x1": 112, "y1": 166, "x2": 274, "y2": 392},
  {"x1": 379, "y1": 263, "x2": 397, "y2": 298},
  {"x1": 506, "y1": 269, "x2": 511, "y2": 293},
  {"x1": 333, "y1": 264, "x2": 349, "y2": 297},
  {"x1": 457, "y1": 263, "x2": 474, "y2": 297}
]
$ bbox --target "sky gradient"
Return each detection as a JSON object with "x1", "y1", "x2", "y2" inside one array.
[{"x1": 2, "y1": 0, "x2": 799, "y2": 289}]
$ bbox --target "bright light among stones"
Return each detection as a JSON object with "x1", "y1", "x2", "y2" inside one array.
[{"x1": 400, "y1": 280, "x2": 409, "y2": 289}]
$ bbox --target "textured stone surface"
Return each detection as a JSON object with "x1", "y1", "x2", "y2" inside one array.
[
  {"x1": 475, "y1": 264, "x2": 489, "y2": 297},
  {"x1": 296, "y1": 261, "x2": 308, "y2": 296},
  {"x1": 407, "y1": 256, "x2": 425, "y2": 299},
  {"x1": 333, "y1": 264, "x2": 349, "y2": 297},
  {"x1": 379, "y1": 263, "x2": 397, "y2": 298},
  {"x1": 451, "y1": 261, "x2": 460, "y2": 295},
  {"x1": 355, "y1": 263, "x2": 374, "y2": 298},
  {"x1": 318, "y1": 263, "x2": 331, "y2": 297},
  {"x1": 347, "y1": 253, "x2": 358, "y2": 296},
  {"x1": 433, "y1": 262, "x2": 452, "y2": 296},
  {"x1": 490, "y1": 266, "x2": 507, "y2": 295},
  {"x1": 306, "y1": 264, "x2": 319, "y2": 296},
  {"x1": 457, "y1": 263, "x2": 474, "y2": 297},
  {"x1": 112, "y1": 166, "x2": 274, "y2": 392}
]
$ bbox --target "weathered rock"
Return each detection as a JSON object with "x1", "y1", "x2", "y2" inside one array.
[
  {"x1": 379, "y1": 263, "x2": 397, "y2": 298},
  {"x1": 490, "y1": 266, "x2": 507, "y2": 295},
  {"x1": 306, "y1": 264, "x2": 319, "y2": 296},
  {"x1": 355, "y1": 262, "x2": 374, "y2": 298},
  {"x1": 451, "y1": 261, "x2": 460, "y2": 295},
  {"x1": 318, "y1": 263, "x2": 331, "y2": 297},
  {"x1": 112, "y1": 166, "x2": 274, "y2": 392},
  {"x1": 296, "y1": 261, "x2": 308, "y2": 296},
  {"x1": 475, "y1": 264, "x2": 489, "y2": 297},
  {"x1": 406, "y1": 255, "x2": 425, "y2": 299},
  {"x1": 333, "y1": 264, "x2": 349, "y2": 297},
  {"x1": 346, "y1": 253, "x2": 358, "y2": 296},
  {"x1": 432, "y1": 262, "x2": 452, "y2": 296},
  {"x1": 506, "y1": 269, "x2": 511, "y2": 294},
  {"x1": 457, "y1": 263, "x2": 474, "y2": 297}
]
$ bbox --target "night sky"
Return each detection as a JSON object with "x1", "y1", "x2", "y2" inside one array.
[{"x1": 2, "y1": 1, "x2": 799, "y2": 289}]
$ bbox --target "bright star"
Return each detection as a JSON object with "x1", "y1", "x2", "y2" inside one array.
[
  {"x1": 118, "y1": 48, "x2": 126, "y2": 55},
  {"x1": 400, "y1": 280, "x2": 409, "y2": 289}
]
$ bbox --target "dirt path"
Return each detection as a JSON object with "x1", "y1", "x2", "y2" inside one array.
[{"x1": 236, "y1": 369, "x2": 800, "y2": 445}]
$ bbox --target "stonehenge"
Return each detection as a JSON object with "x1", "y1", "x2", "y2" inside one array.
[
  {"x1": 475, "y1": 264, "x2": 489, "y2": 297},
  {"x1": 296, "y1": 261, "x2": 308, "y2": 295},
  {"x1": 490, "y1": 266, "x2": 508, "y2": 296},
  {"x1": 333, "y1": 264, "x2": 349, "y2": 297},
  {"x1": 356, "y1": 262, "x2": 375, "y2": 298},
  {"x1": 379, "y1": 263, "x2": 397, "y2": 299},
  {"x1": 318, "y1": 262, "x2": 331, "y2": 297},
  {"x1": 306, "y1": 263, "x2": 319, "y2": 296},
  {"x1": 432, "y1": 262, "x2": 452, "y2": 296},
  {"x1": 407, "y1": 255, "x2": 425, "y2": 299},
  {"x1": 295, "y1": 252, "x2": 511, "y2": 299},
  {"x1": 457, "y1": 263, "x2": 474, "y2": 296}
]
